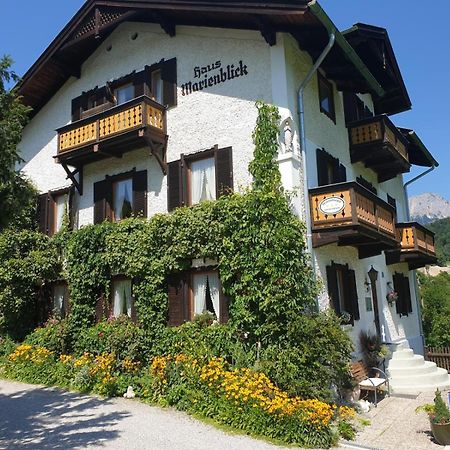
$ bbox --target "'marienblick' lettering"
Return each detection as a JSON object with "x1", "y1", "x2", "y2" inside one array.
[{"x1": 181, "y1": 60, "x2": 249, "y2": 96}]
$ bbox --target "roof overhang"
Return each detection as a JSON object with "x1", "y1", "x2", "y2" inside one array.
[
  {"x1": 343, "y1": 23, "x2": 412, "y2": 116},
  {"x1": 398, "y1": 127, "x2": 438, "y2": 168},
  {"x1": 18, "y1": 0, "x2": 383, "y2": 116}
]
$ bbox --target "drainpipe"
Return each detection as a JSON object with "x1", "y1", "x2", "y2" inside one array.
[
  {"x1": 403, "y1": 165, "x2": 437, "y2": 354},
  {"x1": 297, "y1": 30, "x2": 335, "y2": 269}
]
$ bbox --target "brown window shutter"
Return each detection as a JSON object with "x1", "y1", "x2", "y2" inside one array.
[
  {"x1": 68, "y1": 186, "x2": 75, "y2": 230},
  {"x1": 331, "y1": 157, "x2": 341, "y2": 184},
  {"x1": 215, "y1": 147, "x2": 233, "y2": 197},
  {"x1": 338, "y1": 163, "x2": 347, "y2": 183},
  {"x1": 93, "y1": 179, "x2": 112, "y2": 224},
  {"x1": 161, "y1": 58, "x2": 177, "y2": 107},
  {"x1": 326, "y1": 264, "x2": 341, "y2": 316},
  {"x1": 71, "y1": 96, "x2": 83, "y2": 122},
  {"x1": 133, "y1": 69, "x2": 147, "y2": 97},
  {"x1": 95, "y1": 294, "x2": 108, "y2": 322},
  {"x1": 168, "y1": 276, "x2": 187, "y2": 326},
  {"x1": 393, "y1": 273, "x2": 405, "y2": 316},
  {"x1": 132, "y1": 170, "x2": 148, "y2": 218},
  {"x1": 403, "y1": 275, "x2": 412, "y2": 314},
  {"x1": 220, "y1": 292, "x2": 230, "y2": 324},
  {"x1": 346, "y1": 268, "x2": 360, "y2": 323},
  {"x1": 316, "y1": 149, "x2": 329, "y2": 186},
  {"x1": 37, "y1": 193, "x2": 53, "y2": 235},
  {"x1": 167, "y1": 160, "x2": 183, "y2": 211},
  {"x1": 343, "y1": 91, "x2": 357, "y2": 125}
]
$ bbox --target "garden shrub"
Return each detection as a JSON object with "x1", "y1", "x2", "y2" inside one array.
[
  {"x1": 73, "y1": 316, "x2": 150, "y2": 362},
  {"x1": 0, "y1": 229, "x2": 60, "y2": 340},
  {"x1": 25, "y1": 318, "x2": 75, "y2": 355},
  {"x1": 259, "y1": 312, "x2": 353, "y2": 401}
]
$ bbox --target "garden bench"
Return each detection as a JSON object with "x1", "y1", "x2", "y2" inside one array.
[{"x1": 351, "y1": 360, "x2": 390, "y2": 407}]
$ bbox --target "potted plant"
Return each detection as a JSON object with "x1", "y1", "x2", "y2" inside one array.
[{"x1": 416, "y1": 389, "x2": 450, "y2": 445}]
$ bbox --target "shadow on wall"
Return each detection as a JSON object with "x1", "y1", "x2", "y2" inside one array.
[{"x1": 0, "y1": 384, "x2": 130, "y2": 449}]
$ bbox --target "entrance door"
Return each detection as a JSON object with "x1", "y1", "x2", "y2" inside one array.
[{"x1": 368, "y1": 267, "x2": 381, "y2": 336}]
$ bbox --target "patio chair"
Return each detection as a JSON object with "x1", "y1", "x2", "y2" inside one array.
[{"x1": 351, "y1": 360, "x2": 390, "y2": 407}]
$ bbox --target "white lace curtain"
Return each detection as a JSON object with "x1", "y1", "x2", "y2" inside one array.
[
  {"x1": 113, "y1": 279, "x2": 132, "y2": 318},
  {"x1": 55, "y1": 194, "x2": 68, "y2": 233},
  {"x1": 114, "y1": 179, "x2": 133, "y2": 220},
  {"x1": 192, "y1": 272, "x2": 220, "y2": 320},
  {"x1": 190, "y1": 157, "x2": 216, "y2": 205}
]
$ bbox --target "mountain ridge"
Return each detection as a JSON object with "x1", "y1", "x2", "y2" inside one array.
[{"x1": 409, "y1": 193, "x2": 450, "y2": 224}]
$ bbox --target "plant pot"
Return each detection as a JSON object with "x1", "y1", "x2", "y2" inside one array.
[{"x1": 431, "y1": 420, "x2": 450, "y2": 445}]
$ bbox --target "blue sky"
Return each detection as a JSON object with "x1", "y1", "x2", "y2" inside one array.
[{"x1": 0, "y1": 1, "x2": 447, "y2": 198}]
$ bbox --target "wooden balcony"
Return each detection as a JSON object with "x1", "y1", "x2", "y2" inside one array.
[
  {"x1": 386, "y1": 222, "x2": 437, "y2": 269},
  {"x1": 55, "y1": 95, "x2": 167, "y2": 168},
  {"x1": 348, "y1": 115, "x2": 411, "y2": 182},
  {"x1": 309, "y1": 181, "x2": 399, "y2": 259}
]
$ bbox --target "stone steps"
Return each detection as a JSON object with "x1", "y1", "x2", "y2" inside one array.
[{"x1": 387, "y1": 344, "x2": 450, "y2": 395}]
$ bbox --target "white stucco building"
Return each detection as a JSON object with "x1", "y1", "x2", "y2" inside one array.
[{"x1": 17, "y1": 1, "x2": 439, "y2": 360}]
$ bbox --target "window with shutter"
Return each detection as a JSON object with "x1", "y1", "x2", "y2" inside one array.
[
  {"x1": 326, "y1": 262, "x2": 359, "y2": 325},
  {"x1": 316, "y1": 148, "x2": 346, "y2": 186},
  {"x1": 318, "y1": 72, "x2": 336, "y2": 123},
  {"x1": 38, "y1": 188, "x2": 71, "y2": 236},
  {"x1": 167, "y1": 147, "x2": 233, "y2": 210},
  {"x1": 52, "y1": 282, "x2": 70, "y2": 319},
  {"x1": 93, "y1": 179, "x2": 112, "y2": 224},
  {"x1": 393, "y1": 272, "x2": 412, "y2": 316}
]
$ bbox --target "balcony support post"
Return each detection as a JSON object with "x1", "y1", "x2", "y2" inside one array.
[{"x1": 61, "y1": 162, "x2": 83, "y2": 196}]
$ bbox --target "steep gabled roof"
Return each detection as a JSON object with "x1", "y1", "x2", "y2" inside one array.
[
  {"x1": 18, "y1": 0, "x2": 385, "y2": 116},
  {"x1": 398, "y1": 128, "x2": 438, "y2": 168},
  {"x1": 343, "y1": 23, "x2": 412, "y2": 116}
]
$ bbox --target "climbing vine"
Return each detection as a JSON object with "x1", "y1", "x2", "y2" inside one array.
[{"x1": 0, "y1": 101, "x2": 317, "y2": 344}]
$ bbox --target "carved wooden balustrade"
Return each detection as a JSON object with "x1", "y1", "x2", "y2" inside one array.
[
  {"x1": 56, "y1": 95, "x2": 166, "y2": 168},
  {"x1": 348, "y1": 115, "x2": 411, "y2": 182},
  {"x1": 386, "y1": 222, "x2": 437, "y2": 269},
  {"x1": 309, "y1": 181, "x2": 399, "y2": 259}
]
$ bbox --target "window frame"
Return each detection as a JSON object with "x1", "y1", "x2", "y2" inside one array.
[
  {"x1": 114, "y1": 82, "x2": 135, "y2": 106},
  {"x1": 38, "y1": 187, "x2": 72, "y2": 236},
  {"x1": 189, "y1": 270, "x2": 222, "y2": 320},
  {"x1": 318, "y1": 72, "x2": 336, "y2": 123},
  {"x1": 186, "y1": 151, "x2": 217, "y2": 206},
  {"x1": 111, "y1": 276, "x2": 135, "y2": 320},
  {"x1": 326, "y1": 262, "x2": 360, "y2": 325},
  {"x1": 111, "y1": 175, "x2": 134, "y2": 222},
  {"x1": 51, "y1": 281, "x2": 70, "y2": 319}
]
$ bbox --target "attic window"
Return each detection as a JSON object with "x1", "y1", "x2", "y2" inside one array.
[{"x1": 318, "y1": 72, "x2": 336, "y2": 123}]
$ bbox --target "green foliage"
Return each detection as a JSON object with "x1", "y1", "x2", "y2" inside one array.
[
  {"x1": 0, "y1": 55, "x2": 37, "y2": 231},
  {"x1": 25, "y1": 318, "x2": 75, "y2": 355},
  {"x1": 73, "y1": 316, "x2": 150, "y2": 362},
  {"x1": 259, "y1": 312, "x2": 353, "y2": 401},
  {"x1": 248, "y1": 101, "x2": 282, "y2": 191},
  {"x1": 432, "y1": 390, "x2": 450, "y2": 425},
  {"x1": 0, "y1": 229, "x2": 60, "y2": 339},
  {"x1": 428, "y1": 218, "x2": 450, "y2": 265},
  {"x1": 418, "y1": 272, "x2": 450, "y2": 347}
]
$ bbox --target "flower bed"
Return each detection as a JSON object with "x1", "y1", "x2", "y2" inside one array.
[{"x1": 0, "y1": 343, "x2": 356, "y2": 448}]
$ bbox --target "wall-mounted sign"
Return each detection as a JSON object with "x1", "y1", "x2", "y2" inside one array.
[
  {"x1": 319, "y1": 196, "x2": 345, "y2": 215},
  {"x1": 181, "y1": 59, "x2": 249, "y2": 96}
]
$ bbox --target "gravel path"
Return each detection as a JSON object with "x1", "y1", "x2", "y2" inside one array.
[{"x1": 0, "y1": 379, "x2": 295, "y2": 450}]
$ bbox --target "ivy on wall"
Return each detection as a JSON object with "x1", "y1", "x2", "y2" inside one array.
[{"x1": 0, "y1": 101, "x2": 317, "y2": 344}]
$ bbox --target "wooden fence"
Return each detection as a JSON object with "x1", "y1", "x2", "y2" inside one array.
[{"x1": 425, "y1": 347, "x2": 450, "y2": 372}]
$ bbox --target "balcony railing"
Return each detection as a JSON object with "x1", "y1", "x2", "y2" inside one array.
[
  {"x1": 348, "y1": 115, "x2": 411, "y2": 182},
  {"x1": 56, "y1": 96, "x2": 166, "y2": 164},
  {"x1": 386, "y1": 222, "x2": 437, "y2": 269},
  {"x1": 309, "y1": 181, "x2": 399, "y2": 258}
]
